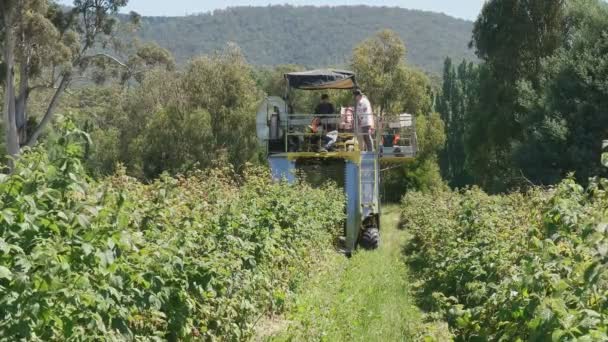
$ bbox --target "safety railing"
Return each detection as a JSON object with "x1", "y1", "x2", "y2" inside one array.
[
  {"x1": 377, "y1": 114, "x2": 417, "y2": 159},
  {"x1": 283, "y1": 113, "x2": 360, "y2": 153},
  {"x1": 266, "y1": 111, "x2": 417, "y2": 158}
]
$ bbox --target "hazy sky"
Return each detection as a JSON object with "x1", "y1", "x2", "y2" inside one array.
[{"x1": 56, "y1": 0, "x2": 486, "y2": 20}]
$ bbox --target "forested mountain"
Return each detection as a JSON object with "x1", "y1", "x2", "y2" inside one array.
[{"x1": 136, "y1": 5, "x2": 476, "y2": 73}]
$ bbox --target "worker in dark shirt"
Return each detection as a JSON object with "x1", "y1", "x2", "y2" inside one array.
[
  {"x1": 315, "y1": 94, "x2": 335, "y2": 115},
  {"x1": 314, "y1": 94, "x2": 336, "y2": 131}
]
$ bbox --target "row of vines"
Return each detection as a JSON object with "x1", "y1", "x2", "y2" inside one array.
[
  {"x1": 0, "y1": 125, "x2": 345, "y2": 341},
  {"x1": 401, "y1": 174, "x2": 608, "y2": 340}
]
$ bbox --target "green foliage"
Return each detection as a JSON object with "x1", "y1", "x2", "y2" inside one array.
[
  {"x1": 514, "y1": 0, "x2": 608, "y2": 184},
  {"x1": 402, "y1": 177, "x2": 608, "y2": 340},
  {"x1": 416, "y1": 112, "x2": 446, "y2": 160},
  {"x1": 352, "y1": 30, "x2": 407, "y2": 115},
  {"x1": 0, "y1": 123, "x2": 345, "y2": 340},
  {"x1": 93, "y1": 42, "x2": 175, "y2": 85},
  {"x1": 439, "y1": 0, "x2": 608, "y2": 191},
  {"x1": 463, "y1": 61, "x2": 525, "y2": 192},
  {"x1": 131, "y1": 107, "x2": 215, "y2": 177},
  {"x1": 63, "y1": 44, "x2": 263, "y2": 179},
  {"x1": 136, "y1": 6, "x2": 476, "y2": 74},
  {"x1": 352, "y1": 30, "x2": 434, "y2": 116},
  {"x1": 437, "y1": 58, "x2": 475, "y2": 188},
  {"x1": 381, "y1": 111, "x2": 447, "y2": 202},
  {"x1": 382, "y1": 159, "x2": 446, "y2": 203},
  {"x1": 255, "y1": 64, "x2": 302, "y2": 99},
  {"x1": 181, "y1": 44, "x2": 262, "y2": 169},
  {"x1": 463, "y1": 0, "x2": 569, "y2": 191},
  {"x1": 1, "y1": 0, "x2": 131, "y2": 158},
  {"x1": 472, "y1": 0, "x2": 565, "y2": 82}
]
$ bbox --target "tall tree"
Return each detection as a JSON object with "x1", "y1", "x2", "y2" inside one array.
[
  {"x1": 467, "y1": 0, "x2": 568, "y2": 190},
  {"x1": 438, "y1": 58, "x2": 455, "y2": 182},
  {"x1": 182, "y1": 43, "x2": 262, "y2": 170},
  {"x1": 514, "y1": 0, "x2": 608, "y2": 184},
  {"x1": 1, "y1": 0, "x2": 129, "y2": 170},
  {"x1": 438, "y1": 58, "x2": 475, "y2": 188},
  {"x1": 352, "y1": 29, "x2": 408, "y2": 117},
  {"x1": 82, "y1": 43, "x2": 263, "y2": 178},
  {"x1": 2, "y1": 1, "x2": 19, "y2": 167},
  {"x1": 472, "y1": 0, "x2": 566, "y2": 85}
]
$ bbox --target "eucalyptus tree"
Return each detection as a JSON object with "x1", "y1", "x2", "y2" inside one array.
[
  {"x1": 1, "y1": 0, "x2": 130, "y2": 170},
  {"x1": 351, "y1": 29, "x2": 408, "y2": 117}
]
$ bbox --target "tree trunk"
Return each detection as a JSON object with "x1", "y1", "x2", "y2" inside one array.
[
  {"x1": 25, "y1": 76, "x2": 69, "y2": 148},
  {"x1": 16, "y1": 61, "x2": 29, "y2": 145},
  {"x1": 3, "y1": 6, "x2": 19, "y2": 171}
]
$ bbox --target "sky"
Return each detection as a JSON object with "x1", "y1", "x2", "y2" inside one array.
[{"x1": 56, "y1": 0, "x2": 486, "y2": 21}]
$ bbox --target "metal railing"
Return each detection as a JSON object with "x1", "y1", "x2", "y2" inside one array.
[
  {"x1": 377, "y1": 115, "x2": 417, "y2": 159},
  {"x1": 288, "y1": 113, "x2": 359, "y2": 153},
  {"x1": 267, "y1": 112, "x2": 417, "y2": 158}
]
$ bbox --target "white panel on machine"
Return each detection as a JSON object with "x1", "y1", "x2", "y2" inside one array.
[{"x1": 256, "y1": 96, "x2": 287, "y2": 145}]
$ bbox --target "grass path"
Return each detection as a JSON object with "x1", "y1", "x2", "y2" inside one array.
[{"x1": 257, "y1": 205, "x2": 450, "y2": 341}]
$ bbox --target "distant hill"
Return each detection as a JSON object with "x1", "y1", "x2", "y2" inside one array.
[{"x1": 136, "y1": 5, "x2": 476, "y2": 74}]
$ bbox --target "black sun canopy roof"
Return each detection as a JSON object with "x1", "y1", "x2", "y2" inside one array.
[{"x1": 285, "y1": 69, "x2": 357, "y2": 90}]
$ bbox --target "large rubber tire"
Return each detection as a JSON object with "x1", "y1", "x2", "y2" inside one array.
[{"x1": 360, "y1": 227, "x2": 379, "y2": 250}]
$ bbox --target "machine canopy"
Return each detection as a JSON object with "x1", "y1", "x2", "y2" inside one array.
[{"x1": 285, "y1": 69, "x2": 357, "y2": 90}]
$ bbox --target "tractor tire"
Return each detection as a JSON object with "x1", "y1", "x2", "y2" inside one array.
[{"x1": 360, "y1": 227, "x2": 379, "y2": 250}]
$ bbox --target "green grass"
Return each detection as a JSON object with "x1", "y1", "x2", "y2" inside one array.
[{"x1": 258, "y1": 205, "x2": 451, "y2": 342}]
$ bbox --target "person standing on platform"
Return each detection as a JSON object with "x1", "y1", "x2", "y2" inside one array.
[{"x1": 353, "y1": 89, "x2": 375, "y2": 151}]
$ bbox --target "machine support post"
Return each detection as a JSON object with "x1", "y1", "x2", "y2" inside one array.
[{"x1": 345, "y1": 160, "x2": 361, "y2": 252}]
